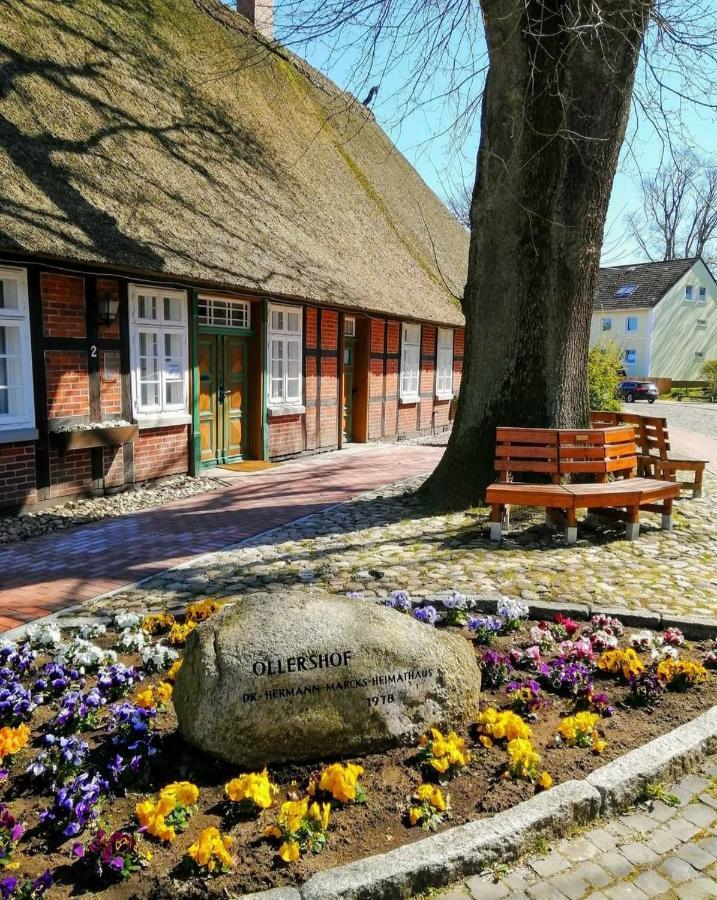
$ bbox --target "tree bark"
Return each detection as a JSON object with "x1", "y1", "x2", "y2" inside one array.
[{"x1": 423, "y1": 0, "x2": 651, "y2": 509}]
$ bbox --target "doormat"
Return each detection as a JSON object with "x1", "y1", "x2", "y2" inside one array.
[{"x1": 217, "y1": 460, "x2": 277, "y2": 473}]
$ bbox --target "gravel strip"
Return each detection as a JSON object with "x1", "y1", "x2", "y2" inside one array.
[{"x1": 0, "y1": 475, "x2": 225, "y2": 547}]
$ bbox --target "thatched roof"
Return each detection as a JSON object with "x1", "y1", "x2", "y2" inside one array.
[{"x1": 0, "y1": 0, "x2": 467, "y2": 326}]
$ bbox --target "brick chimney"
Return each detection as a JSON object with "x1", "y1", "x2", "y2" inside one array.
[{"x1": 236, "y1": 0, "x2": 273, "y2": 40}]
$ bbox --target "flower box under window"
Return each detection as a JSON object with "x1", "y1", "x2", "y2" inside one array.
[{"x1": 49, "y1": 423, "x2": 139, "y2": 452}]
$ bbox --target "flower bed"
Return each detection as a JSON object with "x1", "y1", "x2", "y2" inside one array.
[{"x1": 1, "y1": 597, "x2": 716, "y2": 897}]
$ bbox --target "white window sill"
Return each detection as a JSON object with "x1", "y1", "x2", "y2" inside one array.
[
  {"x1": 268, "y1": 404, "x2": 305, "y2": 418},
  {"x1": 0, "y1": 426, "x2": 39, "y2": 444},
  {"x1": 435, "y1": 393, "x2": 454, "y2": 401},
  {"x1": 399, "y1": 396, "x2": 420, "y2": 405},
  {"x1": 137, "y1": 413, "x2": 192, "y2": 430}
]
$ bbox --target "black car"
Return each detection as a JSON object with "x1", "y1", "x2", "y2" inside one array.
[{"x1": 617, "y1": 380, "x2": 659, "y2": 403}]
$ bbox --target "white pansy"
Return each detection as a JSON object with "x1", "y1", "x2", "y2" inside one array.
[
  {"x1": 116, "y1": 628, "x2": 147, "y2": 653},
  {"x1": 25, "y1": 622, "x2": 63, "y2": 649},
  {"x1": 56, "y1": 637, "x2": 117, "y2": 670},
  {"x1": 497, "y1": 597, "x2": 529, "y2": 620},
  {"x1": 141, "y1": 642, "x2": 179, "y2": 673},
  {"x1": 113, "y1": 612, "x2": 142, "y2": 631},
  {"x1": 78, "y1": 622, "x2": 107, "y2": 640}
]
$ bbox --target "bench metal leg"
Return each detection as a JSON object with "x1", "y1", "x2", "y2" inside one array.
[
  {"x1": 694, "y1": 468, "x2": 704, "y2": 499},
  {"x1": 624, "y1": 505, "x2": 640, "y2": 540},
  {"x1": 489, "y1": 503, "x2": 503, "y2": 542},
  {"x1": 565, "y1": 508, "x2": 577, "y2": 545},
  {"x1": 661, "y1": 498, "x2": 673, "y2": 531}
]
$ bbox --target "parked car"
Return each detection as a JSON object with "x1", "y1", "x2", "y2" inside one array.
[{"x1": 617, "y1": 380, "x2": 659, "y2": 403}]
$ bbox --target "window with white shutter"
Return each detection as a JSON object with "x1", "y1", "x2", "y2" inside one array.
[
  {"x1": 436, "y1": 328, "x2": 454, "y2": 398},
  {"x1": 129, "y1": 284, "x2": 188, "y2": 418},
  {"x1": 0, "y1": 268, "x2": 34, "y2": 430},
  {"x1": 268, "y1": 304, "x2": 302, "y2": 405},
  {"x1": 400, "y1": 323, "x2": 421, "y2": 402}
]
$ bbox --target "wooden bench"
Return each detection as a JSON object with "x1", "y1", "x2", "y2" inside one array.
[
  {"x1": 486, "y1": 426, "x2": 680, "y2": 544},
  {"x1": 591, "y1": 411, "x2": 706, "y2": 498}
]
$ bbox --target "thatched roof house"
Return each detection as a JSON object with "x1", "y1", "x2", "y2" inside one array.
[
  {"x1": 0, "y1": 0, "x2": 468, "y2": 326},
  {"x1": 0, "y1": 0, "x2": 469, "y2": 511}
]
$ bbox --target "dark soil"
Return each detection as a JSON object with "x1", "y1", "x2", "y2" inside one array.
[{"x1": 3, "y1": 621, "x2": 716, "y2": 897}]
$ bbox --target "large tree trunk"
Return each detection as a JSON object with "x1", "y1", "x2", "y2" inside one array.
[{"x1": 423, "y1": 0, "x2": 651, "y2": 509}]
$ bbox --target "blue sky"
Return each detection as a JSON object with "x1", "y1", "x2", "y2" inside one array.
[{"x1": 276, "y1": 11, "x2": 717, "y2": 267}]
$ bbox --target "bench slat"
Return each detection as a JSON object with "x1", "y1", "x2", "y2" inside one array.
[
  {"x1": 495, "y1": 428, "x2": 559, "y2": 443},
  {"x1": 495, "y1": 445, "x2": 560, "y2": 459}
]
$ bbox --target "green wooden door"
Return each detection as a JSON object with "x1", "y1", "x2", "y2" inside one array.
[
  {"x1": 198, "y1": 334, "x2": 219, "y2": 465},
  {"x1": 198, "y1": 333, "x2": 248, "y2": 465},
  {"x1": 221, "y1": 335, "x2": 248, "y2": 463}
]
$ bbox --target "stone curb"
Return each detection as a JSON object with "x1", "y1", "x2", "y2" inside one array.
[
  {"x1": 244, "y1": 706, "x2": 717, "y2": 899},
  {"x1": 301, "y1": 780, "x2": 600, "y2": 900},
  {"x1": 587, "y1": 705, "x2": 717, "y2": 815}
]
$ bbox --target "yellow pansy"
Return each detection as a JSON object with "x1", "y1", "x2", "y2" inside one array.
[
  {"x1": 162, "y1": 781, "x2": 199, "y2": 808},
  {"x1": 225, "y1": 769, "x2": 278, "y2": 810},
  {"x1": 188, "y1": 826, "x2": 233, "y2": 872},
  {"x1": 279, "y1": 840, "x2": 300, "y2": 863},
  {"x1": 537, "y1": 771, "x2": 553, "y2": 790},
  {"x1": 318, "y1": 762, "x2": 365, "y2": 803},
  {"x1": 165, "y1": 658, "x2": 183, "y2": 682}
]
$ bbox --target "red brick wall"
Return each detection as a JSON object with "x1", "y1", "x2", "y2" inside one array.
[
  {"x1": 45, "y1": 351, "x2": 90, "y2": 419},
  {"x1": 268, "y1": 415, "x2": 304, "y2": 458},
  {"x1": 49, "y1": 448, "x2": 93, "y2": 499},
  {"x1": 134, "y1": 426, "x2": 189, "y2": 481},
  {"x1": 100, "y1": 350, "x2": 122, "y2": 417},
  {"x1": 103, "y1": 446, "x2": 124, "y2": 488},
  {"x1": 0, "y1": 443, "x2": 37, "y2": 508},
  {"x1": 363, "y1": 317, "x2": 461, "y2": 442},
  {"x1": 41, "y1": 273, "x2": 86, "y2": 339},
  {"x1": 453, "y1": 328, "x2": 464, "y2": 400}
]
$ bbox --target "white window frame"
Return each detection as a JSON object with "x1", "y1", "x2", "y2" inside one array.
[
  {"x1": 624, "y1": 348, "x2": 637, "y2": 366},
  {"x1": 129, "y1": 284, "x2": 188, "y2": 421},
  {"x1": 198, "y1": 295, "x2": 250, "y2": 329},
  {"x1": 344, "y1": 316, "x2": 356, "y2": 337},
  {"x1": 436, "y1": 327, "x2": 454, "y2": 399},
  {"x1": 695, "y1": 351, "x2": 706, "y2": 360},
  {"x1": 267, "y1": 303, "x2": 303, "y2": 407},
  {"x1": 685, "y1": 284, "x2": 694, "y2": 302},
  {"x1": 625, "y1": 316, "x2": 638, "y2": 332},
  {"x1": 400, "y1": 322, "x2": 421, "y2": 403},
  {"x1": 697, "y1": 318, "x2": 708, "y2": 329},
  {"x1": 0, "y1": 267, "x2": 34, "y2": 430},
  {"x1": 698, "y1": 286, "x2": 707, "y2": 304},
  {"x1": 601, "y1": 317, "x2": 612, "y2": 332}
]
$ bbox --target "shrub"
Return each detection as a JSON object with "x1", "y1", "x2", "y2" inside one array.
[
  {"x1": 588, "y1": 341, "x2": 622, "y2": 411},
  {"x1": 700, "y1": 359, "x2": 717, "y2": 396}
]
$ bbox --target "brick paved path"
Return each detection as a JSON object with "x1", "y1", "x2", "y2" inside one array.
[
  {"x1": 441, "y1": 758, "x2": 717, "y2": 900},
  {"x1": 0, "y1": 444, "x2": 442, "y2": 632}
]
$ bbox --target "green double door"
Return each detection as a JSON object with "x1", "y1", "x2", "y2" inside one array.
[{"x1": 198, "y1": 333, "x2": 248, "y2": 466}]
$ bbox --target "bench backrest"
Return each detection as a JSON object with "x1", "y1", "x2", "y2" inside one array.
[
  {"x1": 495, "y1": 426, "x2": 637, "y2": 481},
  {"x1": 494, "y1": 428, "x2": 560, "y2": 483},
  {"x1": 590, "y1": 411, "x2": 670, "y2": 459},
  {"x1": 558, "y1": 427, "x2": 637, "y2": 479}
]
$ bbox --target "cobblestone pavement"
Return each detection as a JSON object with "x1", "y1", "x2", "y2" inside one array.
[
  {"x1": 437, "y1": 757, "x2": 717, "y2": 900},
  {"x1": 77, "y1": 468, "x2": 717, "y2": 626},
  {"x1": 0, "y1": 444, "x2": 442, "y2": 632}
]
